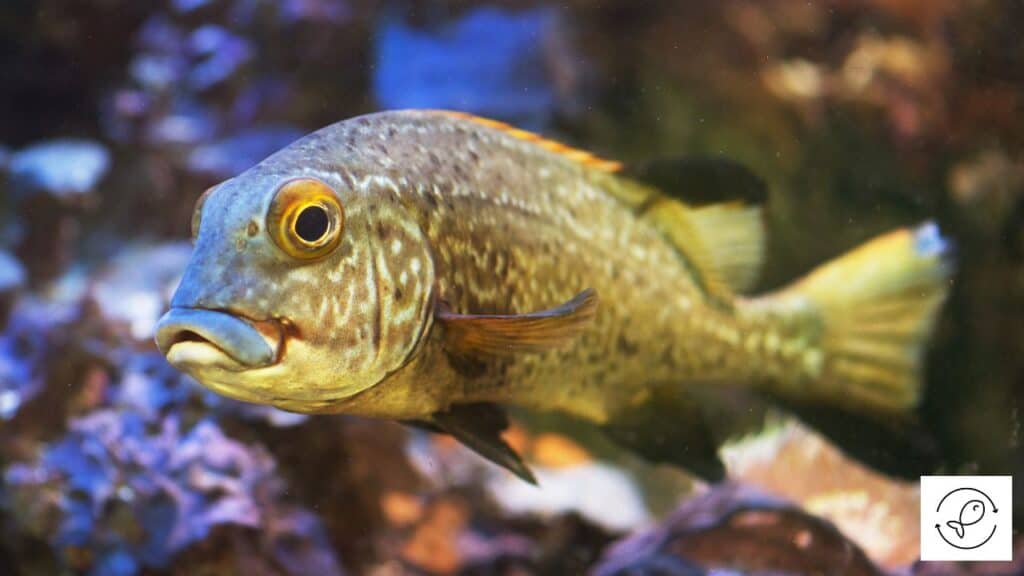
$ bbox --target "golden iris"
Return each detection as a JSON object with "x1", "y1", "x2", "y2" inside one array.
[{"x1": 267, "y1": 177, "x2": 344, "y2": 260}]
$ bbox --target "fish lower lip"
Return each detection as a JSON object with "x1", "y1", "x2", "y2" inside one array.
[
  {"x1": 165, "y1": 340, "x2": 246, "y2": 372},
  {"x1": 154, "y1": 308, "x2": 280, "y2": 369}
]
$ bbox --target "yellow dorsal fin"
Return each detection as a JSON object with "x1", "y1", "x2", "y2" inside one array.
[
  {"x1": 643, "y1": 200, "x2": 763, "y2": 307},
  {"x1": 685, "y1": 202, "x2": 765, "y2": 293},
  {"x1": 613, "y1": 158, "x2": 769, "y2": 304},
  {"x1": 435, "y1": 110, "x2": 623, "y2": 173}
]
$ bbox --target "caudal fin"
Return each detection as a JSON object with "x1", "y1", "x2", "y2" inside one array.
[{"x1": 773, "y1": 222, "x2": 952, "y2": 413}]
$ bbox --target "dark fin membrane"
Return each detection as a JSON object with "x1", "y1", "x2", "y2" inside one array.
[
  {"x1": 602, "y1": 384, "x2": 735, "y2": 483},
  {"x1": 770, "y1": 394, "x2": 942, "y2": 479},
  {"x1": 431, "y1": 403, "x2": 536, "y2": 484},
  {"x1": 621, "y1": 156, "x2": 769, "y2": 207},
  {"x1": 436, "y1": 289, "x2": 597, "y2": 357}
]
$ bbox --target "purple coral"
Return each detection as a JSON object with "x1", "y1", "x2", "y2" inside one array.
[{"x1": 4, "y1": 410, "x2": 343, "y2": 575}]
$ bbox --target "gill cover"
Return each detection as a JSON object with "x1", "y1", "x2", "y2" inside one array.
[{"x1": 167, "y1": 167, "x2": 437, "y2": 408}]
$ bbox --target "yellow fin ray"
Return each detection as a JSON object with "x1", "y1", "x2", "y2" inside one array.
[
  {"x1": 769, "y1": 223, "x2": 951, "y2": 413},
  {"x1": 617, "y1": 157, "x2": 769, "y2": 302},
  {"x1": 641, "y1": 198, "x2": 765, "y2": 306},
  {"x1": 686, "y1": 202, "x2": 766, "y2": 293}
]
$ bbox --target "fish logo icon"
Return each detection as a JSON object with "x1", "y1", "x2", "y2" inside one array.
[
  {"x1": 945, "y1": 499, "x2": 985, "y2": 539},
  {"x1": 934, "y1": 488, "x2": 998, "y2": 550},
  {"x1": 920, "y1": 475, "x2": 1012, "y2": 561}
]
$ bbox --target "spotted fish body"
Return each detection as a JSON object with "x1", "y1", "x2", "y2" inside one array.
[
  {"x1": 329, "y1": 113, "x2": 758, "y2": 421},
  {"x1": 157, "y1": 110, "x2": 951, "y2": 480}
]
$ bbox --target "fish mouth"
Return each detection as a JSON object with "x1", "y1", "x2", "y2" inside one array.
[{"x1": 155, "y1": 308, "x2": 283, "y2": 372}]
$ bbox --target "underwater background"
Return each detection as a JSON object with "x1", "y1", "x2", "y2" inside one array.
[{"x1": 0, "y1": 0, "x2": 1021, "y2": 574}]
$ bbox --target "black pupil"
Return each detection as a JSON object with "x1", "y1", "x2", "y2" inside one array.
[{"x1": 295, "y1": 205, "x2": 329, "y2": 243}]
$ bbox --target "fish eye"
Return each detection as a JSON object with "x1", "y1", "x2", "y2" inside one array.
[
  {"x1": 267, "y1": 177, "x2": 344, "y2": 261},
  {"x1": 294, "y1": 205, "x2": 330, "y2": 243},
  {"x1": 191, "y1": 185, "x2": 216, "y2": 240}
]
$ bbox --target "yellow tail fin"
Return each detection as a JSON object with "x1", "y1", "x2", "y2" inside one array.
[{"x1": 772, "y1": 222, "x2": 952, "y2": 413}]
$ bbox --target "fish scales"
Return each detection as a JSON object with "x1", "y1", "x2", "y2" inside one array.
[
  {"x1": 157, "y1": 109, "x2": 951, "y2": 481},
  {"x1": 309, "y1": 111, "x2": 752, "y2": 421}
]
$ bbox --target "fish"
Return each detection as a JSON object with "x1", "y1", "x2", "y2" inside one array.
[
  {"x1": 155, "y1": 109, "x2": 952, "y2": 483},
  {"x1": 947, "y1": 499, "x2": 985, "y2": 539}
]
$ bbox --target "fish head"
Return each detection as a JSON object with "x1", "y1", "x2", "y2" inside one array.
[
  {"x1": 960, "y1": 498, "x2": 986, "y2": 525},
  {"x1": 155, "y1": 167, "x2": 435, "y2": 413}
]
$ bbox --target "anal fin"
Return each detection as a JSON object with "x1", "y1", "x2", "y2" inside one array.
[
  {"x1": 603, "y1": 385, "x2": 727, "y2": 482},
  {"x1": 602, "y1": 383, "x2": 787, "y2": 483}
]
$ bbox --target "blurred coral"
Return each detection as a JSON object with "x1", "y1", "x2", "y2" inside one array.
[
  {"x1": 7, "y1": 139, "x2": 109, "y2": 283},
  {"x1": 187, "y1": 126, "x2": 304, "y2": 179},
  {"x1": 0, "y1": 250, "x2": 25, "y2": 324},
  {"x1": 8, "y1": 140, "x2": 110, "y2": 201},
  {"x1": 373, "y1": 6, "x2": 580, "y2": 128},
  {"x1": 5, "y1": 410, "x2": 344, "y2": 576}
]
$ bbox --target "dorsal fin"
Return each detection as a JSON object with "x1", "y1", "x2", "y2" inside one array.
[
  {"x1": 613, "y1": 157, "x2": 769, "y2": 302},
  {"x1": 622, "y1": 156, "x2": 769, "y2": 206},
  {"x1": 434, "y1": 110, "x2": 623, "y2": 172},
  {"x1": 685, "y1": 202, "x2": 765, "y2": 294}
]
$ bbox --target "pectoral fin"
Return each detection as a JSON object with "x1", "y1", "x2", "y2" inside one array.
[
  {"x1": 431, "y1": 403, "x2": 536, "y2": 484},
  {"x1": 436, "y1": 289, "x2": 597, "y2": 356}
]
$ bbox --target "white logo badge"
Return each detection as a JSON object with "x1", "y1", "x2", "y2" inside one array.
[{"x1": 920, "y1": 475, "x2": 1013, "y2": 561}]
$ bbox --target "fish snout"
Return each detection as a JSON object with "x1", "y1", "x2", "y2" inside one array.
[{"x1": 155, "y1": 308, "x2": 282, "y2": 371}]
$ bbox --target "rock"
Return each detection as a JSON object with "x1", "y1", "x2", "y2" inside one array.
[
  {"x1": 487, "y1": 463, "x2": 650, "y2": 533},
  {"x1": 722, "y1": 420, "x2": 922, "y2": 567},
  {"x1": 145, "y1": 99, "x2": 219, "y2": 146},
  {"x1": 0, "y1": 296, "x2": 83, "y2": 425},
  {"x1": 593, "y1": 484, "x2": 884, "y2": 576}
]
